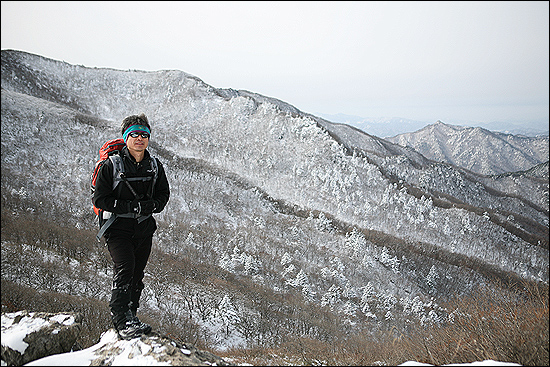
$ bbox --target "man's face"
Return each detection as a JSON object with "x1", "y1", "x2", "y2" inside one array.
[{"x1": 126, "y1": 130, "x2": 149, "y2": 153}]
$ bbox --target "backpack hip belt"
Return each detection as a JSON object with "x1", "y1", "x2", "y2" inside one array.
[{"x1": 96, "y1": 211, "x2": 151, "y2": 241}]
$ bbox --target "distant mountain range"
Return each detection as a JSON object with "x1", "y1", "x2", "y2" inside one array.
[
  {"x1": 317, "y1": 112, "x2": 549, "y2": 138},
  {"x1": 386, "y1": 121, "x2": 549, "y2": 176},
  {"x1": 1, "y1": 49, "x2": 548, "y2": 351}
]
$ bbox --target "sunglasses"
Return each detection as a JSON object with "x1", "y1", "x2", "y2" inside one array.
[{"x1": 128, "y1": 131, "x2": 150, "y2": 139}]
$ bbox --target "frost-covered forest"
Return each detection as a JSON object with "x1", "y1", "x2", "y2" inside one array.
[{"x1": 1, "y1": 50, "x2": 548, "y2": 352}]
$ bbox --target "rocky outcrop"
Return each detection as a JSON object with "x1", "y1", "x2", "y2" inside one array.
[
  {"x1": 80, "y1": 329, "x2": 231, "y2": 366},
  {"x1": 1, "y1": 310, "x2": 232, "y2": 366},
  {"x1": 1, "y1": 310, "x2": 83, "y2": 366}
]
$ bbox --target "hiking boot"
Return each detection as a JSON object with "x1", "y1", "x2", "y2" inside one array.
[
  {"x1": 114, "y1": 310, "x2": 150, "y2": 340},
  {"x1": 117, "y1": 321, "x2": 146, "y2": 340},
  {"x1": 128, "y1": 310, "x2": 152, "y2": 334}
]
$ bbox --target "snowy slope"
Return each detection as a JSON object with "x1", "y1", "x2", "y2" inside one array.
[{"x1": 1, "y1": 49, "x2": 548, "y2": 352}]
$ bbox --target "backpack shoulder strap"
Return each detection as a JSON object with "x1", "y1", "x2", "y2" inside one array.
[
  {"x1": 150, "y1": 156, "x2": 158, "y2": 179},
  {"x1": 109, "y1": 154, "x2": 124, "y2": 191},
  {"x1": 147, "y1": 156, "x2": 158, "y2": 199}
]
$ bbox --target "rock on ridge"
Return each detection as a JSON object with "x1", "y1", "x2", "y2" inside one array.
[
  {"x1": 1, "y1": 310, "x2": 232, "y2": 366},
  {"x1": 1, "y1": 310, "x2": 83, "y2": 366},
  {"x1": 82, "y1": 329, "x2": 231, "y2": 366}
]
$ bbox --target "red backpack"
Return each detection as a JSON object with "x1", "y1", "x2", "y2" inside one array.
[{"x1": 90, "y1": 138, "x2": 126, "y2": 216}]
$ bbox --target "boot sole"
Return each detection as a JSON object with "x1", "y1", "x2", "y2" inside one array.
[{"x1": 117, "y1": 330, "x2": 146, "y2": 340}]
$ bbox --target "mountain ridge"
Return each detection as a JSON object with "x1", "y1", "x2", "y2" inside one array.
[
  {"x1": 318, "y1": 112, "x2": 549, "y2": 138},
  {"x1": 1, "y1": 49, "x2": 548, "y2": 352},
  {"x1": 386, "y1": 120, "x2": 548, "y2": 176}
]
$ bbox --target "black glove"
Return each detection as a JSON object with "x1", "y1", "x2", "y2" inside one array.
[
  {"x1": 128, "y1": 199, "x2": 141, "y2": 214},
  {"x1": 140, "y1": 200, "x2": 156, "y2": 215},
  {"x1": 128, "y1": 199, "x2": 156, "y2": 215}
]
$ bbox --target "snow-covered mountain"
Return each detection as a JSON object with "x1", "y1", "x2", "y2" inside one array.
[
  {"x1": 386, "y1": 121, "x2": 549, "y2": 176},
  {"x1": 1, "y1": 50, "x2": 548, "y2": 352}
]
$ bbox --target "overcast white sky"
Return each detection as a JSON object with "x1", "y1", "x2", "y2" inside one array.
[{"x1": 2, "y1": 1, "x2": 549, "y2": 126}]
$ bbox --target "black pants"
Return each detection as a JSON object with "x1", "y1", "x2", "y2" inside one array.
[{"x1": 107, "y1": 235, "x2": 153, "y2": 325}]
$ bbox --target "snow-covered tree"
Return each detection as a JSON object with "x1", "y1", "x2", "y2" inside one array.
[{"x1": 321, "y1": 285, "x2": 341, "y2": 307}]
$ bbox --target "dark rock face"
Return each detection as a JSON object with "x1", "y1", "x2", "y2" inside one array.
[{"x1": 1, "y1": 310, "x2": 83, "y2": 366}]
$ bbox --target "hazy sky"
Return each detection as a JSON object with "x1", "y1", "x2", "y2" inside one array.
[{"x1": 2, "y1": 1, "x2": 549, "y2": 126}]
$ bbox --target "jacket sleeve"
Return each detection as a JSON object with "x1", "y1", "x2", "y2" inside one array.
[
  {"x1": 92, "y1": 160, "x2": 130, "y2": 214},
  {"x1": 151, "y1": 158, "x2": 170, "y2": 213}
]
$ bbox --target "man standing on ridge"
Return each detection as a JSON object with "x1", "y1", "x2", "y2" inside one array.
[{"x1": 93, "y1": 113, "x2": 170, "y2": 339}]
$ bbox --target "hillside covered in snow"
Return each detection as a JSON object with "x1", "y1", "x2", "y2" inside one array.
[{"x1": 1, "y1": 50, "x2": 548, "y2": 364}]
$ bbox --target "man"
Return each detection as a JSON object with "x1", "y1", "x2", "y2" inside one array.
[{"x1": 93, "y1": 113, "x2": 170, "y2": 339}]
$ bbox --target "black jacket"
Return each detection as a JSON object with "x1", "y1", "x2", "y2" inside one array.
[{"x1": 93, "y1": 147, "x2": 170, "y2": 239}]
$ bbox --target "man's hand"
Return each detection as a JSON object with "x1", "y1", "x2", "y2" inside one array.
[
  {"x1": 129, "y1": 199, "x2": 141, "y2": 214},
  {"x1": 128, "y1": 199, "x2": 156, "y2": 215},
  {"x1": 140, "y1": 200, "x2": 156, "y2": 215}
]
